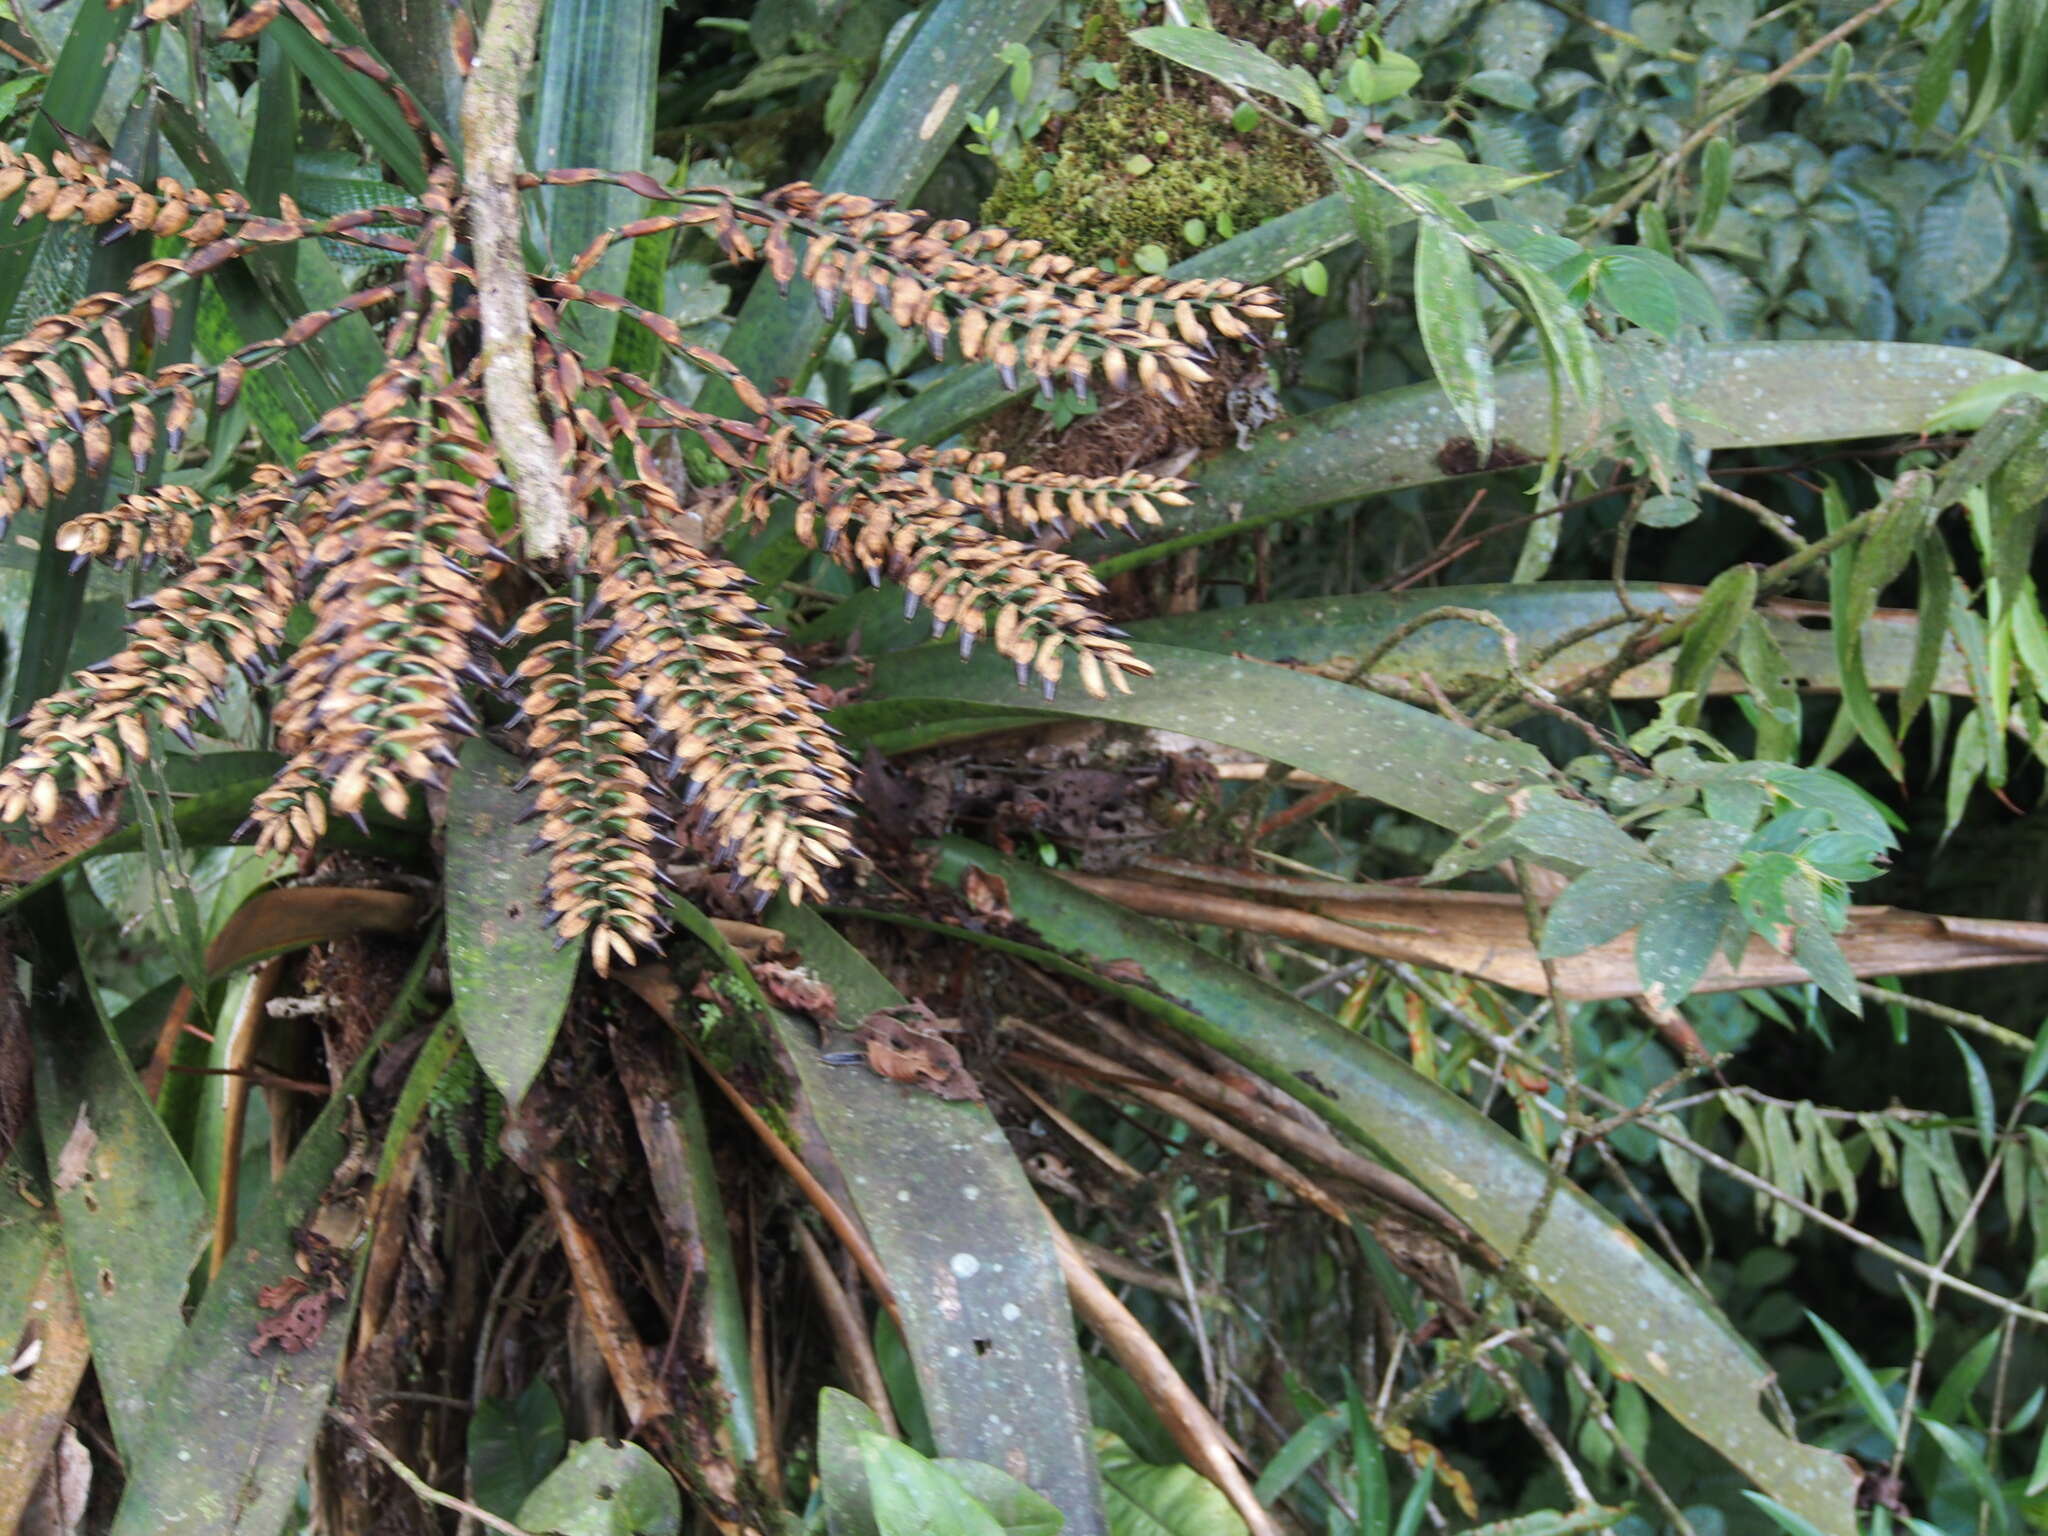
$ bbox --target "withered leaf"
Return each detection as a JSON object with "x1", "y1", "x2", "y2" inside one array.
[
  {"x1": 1097, "y1": 958, "x2": 1153, "y2": 986},
  {"x1": 248, "y1": 1291, "x2": 332, "y2": 1356},
  {"x1": 53, "y1": 1106, "x2": 96, "y2": 1191},
  {"x1": 754, "y1": 961, "x2": 837, "y2": 1019},
  {"x1": 854, "y1": 1007, "x2": 981, "y2": 1102},
  {"x1": 960, "y1": 866, "x2": 1010, "y2": 920},
  {"x1": 0, "y1": 796, "x2": 120, "y2": 886}
]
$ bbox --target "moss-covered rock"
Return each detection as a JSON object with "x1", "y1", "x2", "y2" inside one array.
[{"x1": 982, "y1": 47, "x2": 1324, "y2": 268}]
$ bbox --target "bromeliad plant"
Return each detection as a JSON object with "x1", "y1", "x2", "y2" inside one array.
[{"x1": 0, "y1": 0, "x2": 1278, "y2": 974}]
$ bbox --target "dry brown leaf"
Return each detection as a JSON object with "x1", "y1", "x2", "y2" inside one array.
[
  {"x1": 754, "y1": 960, "x2": 838, "y2": 1019},
  {"x1": 51, "y1": 1108, "x2": 95, "y2": 1193},
  {"x1": 1064, "y1": 871, "x2": 2048, "y2": 1000},
  {"x1": 855, "y1": 1007, "x2": 981, "y2": 1102},
  {"x1": 960, "y1": 865, "x2": 1011, "y2": 919},
  {"x1": 0, "y1": 797, "x2": 120, "y2": 887}
]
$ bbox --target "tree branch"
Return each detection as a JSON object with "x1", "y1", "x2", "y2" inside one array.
[{"x1": 460, "y1": 0, "x2": 574, "y2": 562}]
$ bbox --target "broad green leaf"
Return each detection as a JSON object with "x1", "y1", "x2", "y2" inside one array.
[
  {"x1": 1414, "y1": 220, "x2": 1495, "y2": 450},
  {"x1": 1639, "y1": 493, "x2": 1701, "y2": 528},
  {"x1": 533, "y1": 0, "x2": 661, "y2": 362},
  {"x1": 1671, "y1": 565, "x2": 1757, "y2": 726},
  {"x1": 1513, "y1": 802, "x2": 1650, "y2": 871},
  {"x1": 1464, "y1": 68, "x2": 1537, "y2": 109},
  {"x1": 920, "y1": 845, "x2": 1862, "y2": 1535},
  {"x1": 1540, "y1": 863, "x2": 1680, "y2": 958},
  {"x1": 1650, "y1": 820, "x2": 1749, "y2": 882},
  {"x1": 1805, "y1": 1313, "x2": 1899, "y2": 1444},
  {"x1": 517, "y1": 1440, "x2": 682, "y2": 1536},
  {"x1": 30, "y1": 929, "x2": 208, "y2": 1456},
  {"x1": 838, "y1": 642, "x2": 1548, "y2": 835},
  {"x1": 1096, "y1": 1431, "x2": 1249, "y2": 1536},
  {"x1": 1128, "y1": 26, "x2": 1330, "y2": 123},
  {"x1": 1250, "y1": 1411, "x2": 1344, "y2": 1504},
  {"x1": 762, "y1": 908, "x2": 1105, "y2": 1529},
  {"x1": 470, "y1": 1379, "x2": 568, "y2": 1519},
  {"x1": 1635, "y1": 881, "x2": 1737, "y2": 1007},
  {"x1": 1087, "y1": 343, "x2": 2026, "y2": 570},
  {"x1": 444, "y1": 739, "x2": 582, "y2": 1105},
  {"x1": 1926, "y1": 369, "x2": 2048, "y2": 433},
  {"x1": 1917, "y1": 1419, "x2": 2011, "y2": 1536},
  {"x1": 822, "y1": 1389, "x2": 888, "y2": 1536},
  {"x1": 1950, "y1": 1030, "x2": 1998, "y2": 1153},
  {"x1": 861, "y1": 1435, "x2": 1007, "y2": 1536},
  {"x1": 1347, "y1": 46, "x2": 1422, "y2": 105},
  {"x1": 107, "y1": 950, "x2": 445, "y2": 1536},
  {"x1": 1695, "y1": 137, "x2": 1733, "y2": 241},
  {"x1": 1597, "y1": 251, "x2": 1683, "y2": 338},
  {"x1": 935, "y1": 1461, "x2": 1066, "y2": 1536}
]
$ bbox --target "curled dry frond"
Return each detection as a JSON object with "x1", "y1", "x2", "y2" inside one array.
[{"x1": 0, "y1": 21, "x2": 1273, "y2": 976}]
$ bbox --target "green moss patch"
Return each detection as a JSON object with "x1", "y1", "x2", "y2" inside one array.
[{"x1": 983, "y1": 78, "x2": 1324, "y2": 268}]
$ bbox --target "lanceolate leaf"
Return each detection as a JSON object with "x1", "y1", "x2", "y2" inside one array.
[
  {"x1": 836, "y1": 641, "x2": 1552, "y2": 832},
  {"x1": 920, "y1": 843, "x2": 1860, "y2": 1536},
  {"x1": 29, "y1": 929, "x2": 208, "y2": 1457},
  {"x1": 444, "y1": 739, "x2": 583, "y2": 1106},
  {"x1": 0, "y1": 0, "x2": 125, "y2": 332},
  {"x1": 1127, "y1": 25, "x2": 1329, "y2": 123},
  {"x1": 1083, "y1": 342, "x2": 2027, "y2": 571},
  {"x1": 1413, "y1": 220, "x2": 1496, "y2": 451},
  {"x1": 532, "y1": 0, "x2": 662, "y2": 362},
  {"x1": 806, "y1": 580, "x2": 1971, "y2": 715},
  {"x1": 107, "y1": 947, "x2": 446, "y2": 1536},
  {"x1": 767, "y1": 908, "x2": 1107, "y2": 1535}
]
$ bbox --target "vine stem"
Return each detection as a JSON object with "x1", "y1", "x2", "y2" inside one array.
[{"x1": 460, "y1": 0, "x2": 574, "y2": 562}]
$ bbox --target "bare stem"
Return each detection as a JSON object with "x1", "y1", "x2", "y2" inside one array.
[{"x1": 460, "y1": 0, "x2": 574, "y2": 562}]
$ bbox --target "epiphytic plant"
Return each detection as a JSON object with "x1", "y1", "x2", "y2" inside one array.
[{"x1": 0, "y1": 0, "x2": 1279, "y2": 974}]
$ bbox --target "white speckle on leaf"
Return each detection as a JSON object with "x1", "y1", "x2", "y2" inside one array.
[{"x1": 950, "y1": 1252, "x2": 981, "y2": 1278}]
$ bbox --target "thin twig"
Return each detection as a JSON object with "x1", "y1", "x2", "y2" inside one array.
[
  {"x1": 1048, "y1": 1218, "x2": 1282, "y2": 1536},
  {"x1": 332, "y1": 1412, "x2": 536, "y2": 1536},
  {"x1": 795, "y1": 1220, "x2": 898, "y2": 1436}
]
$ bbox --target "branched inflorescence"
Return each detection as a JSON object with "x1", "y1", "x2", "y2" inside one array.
[{"x1": 0, "y1": 0, "x2": 1280, "y2": 973}]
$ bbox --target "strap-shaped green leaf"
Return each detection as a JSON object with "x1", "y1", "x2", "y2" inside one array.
[{"x1": 919, "y1": 842, "x2": 1861, "y2": 1536}]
